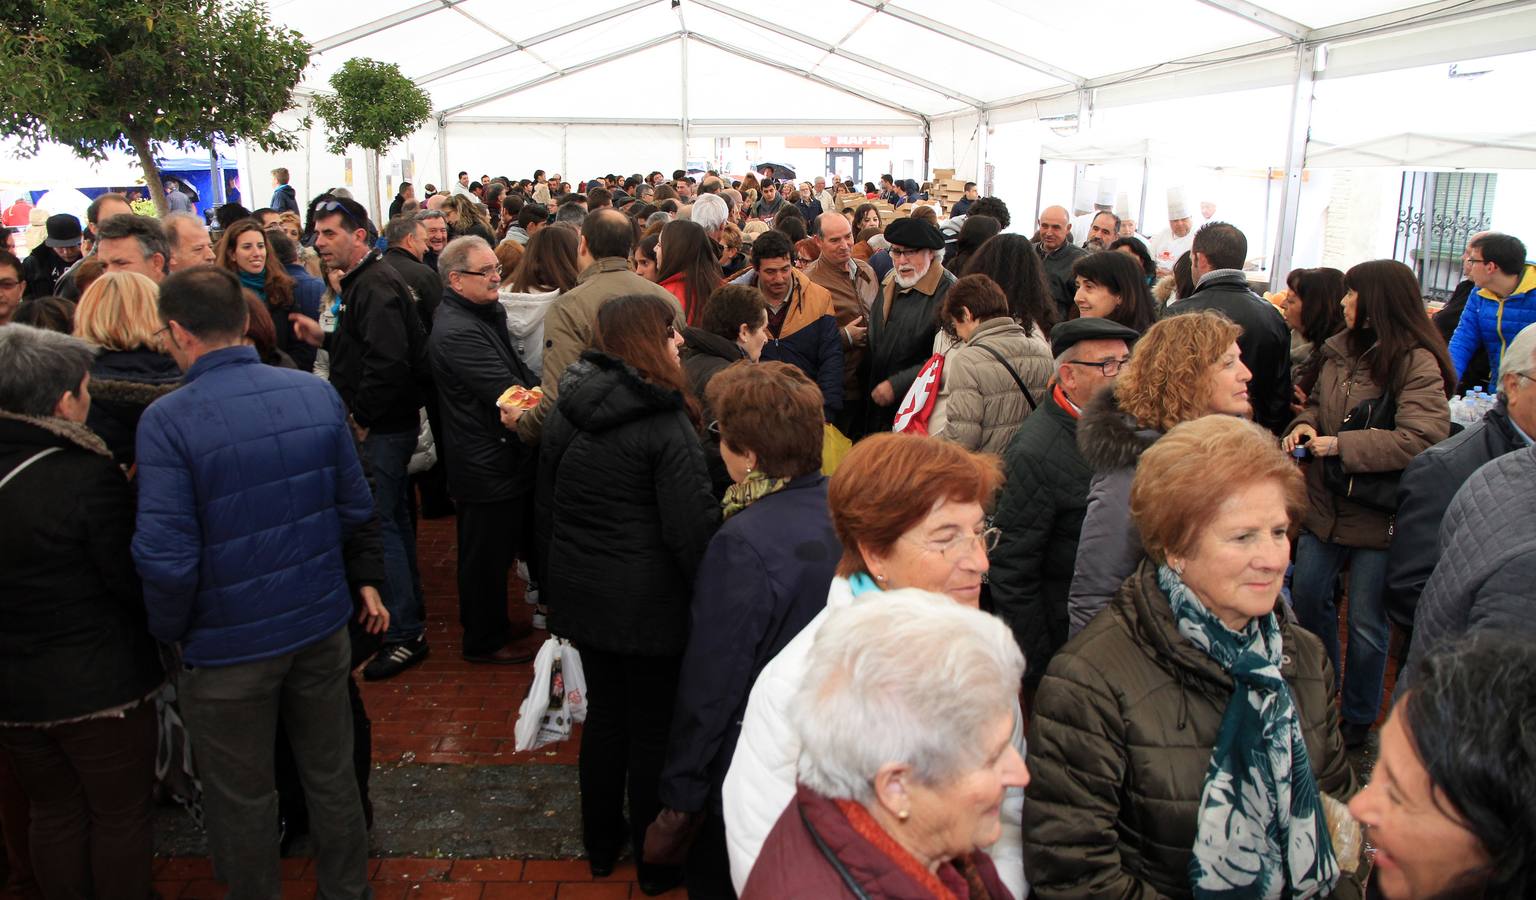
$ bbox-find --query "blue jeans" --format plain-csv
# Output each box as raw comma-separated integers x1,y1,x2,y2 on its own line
360,429,425,643
1290,532,1391,726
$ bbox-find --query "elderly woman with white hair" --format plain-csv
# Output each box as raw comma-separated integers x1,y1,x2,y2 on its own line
741,591,1028,899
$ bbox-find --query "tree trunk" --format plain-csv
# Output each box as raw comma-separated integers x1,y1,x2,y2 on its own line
366,148,382,229
129,131,168,217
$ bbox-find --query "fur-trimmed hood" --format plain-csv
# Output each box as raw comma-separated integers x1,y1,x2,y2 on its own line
90,377,179,410
1076,388,1163,474
0,410,112,461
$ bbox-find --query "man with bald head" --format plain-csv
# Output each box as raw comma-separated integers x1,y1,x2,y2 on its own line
806,211,879,436
1035,205,1087,324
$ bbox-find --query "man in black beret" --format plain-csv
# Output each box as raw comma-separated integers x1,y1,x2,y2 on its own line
988,316,1138,699
863,217,955,434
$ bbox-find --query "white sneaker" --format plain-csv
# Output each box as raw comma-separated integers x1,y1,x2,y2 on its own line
532,610,548,630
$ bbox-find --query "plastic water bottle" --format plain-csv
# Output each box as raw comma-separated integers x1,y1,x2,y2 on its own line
1449,396,1467,426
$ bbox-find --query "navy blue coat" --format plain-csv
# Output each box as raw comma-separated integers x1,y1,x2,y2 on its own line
659,475,840,813
132,346,375,667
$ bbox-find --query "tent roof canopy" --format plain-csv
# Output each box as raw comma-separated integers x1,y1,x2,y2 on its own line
267,0,1523,124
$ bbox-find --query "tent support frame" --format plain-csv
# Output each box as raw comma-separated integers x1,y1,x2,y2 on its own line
1270,44,1317,291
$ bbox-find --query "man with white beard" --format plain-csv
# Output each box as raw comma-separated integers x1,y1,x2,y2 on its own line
863,218,956,434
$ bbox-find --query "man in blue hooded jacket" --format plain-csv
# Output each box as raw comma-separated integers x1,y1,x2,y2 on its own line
1449,232,1536,391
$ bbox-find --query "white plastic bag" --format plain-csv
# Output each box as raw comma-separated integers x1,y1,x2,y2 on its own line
513,637,587,751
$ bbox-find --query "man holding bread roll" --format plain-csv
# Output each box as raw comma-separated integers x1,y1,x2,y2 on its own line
428,235,541,665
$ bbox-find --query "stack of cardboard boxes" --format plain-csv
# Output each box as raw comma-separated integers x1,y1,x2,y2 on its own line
930,168,969,211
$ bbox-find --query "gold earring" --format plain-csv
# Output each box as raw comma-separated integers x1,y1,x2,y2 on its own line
897,809,910,821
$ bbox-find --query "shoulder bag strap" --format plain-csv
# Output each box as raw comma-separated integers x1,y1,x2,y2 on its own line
799,804,871,900
975,342,1037,411
0,446,63,492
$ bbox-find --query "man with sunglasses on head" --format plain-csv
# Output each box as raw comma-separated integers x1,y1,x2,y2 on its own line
295,196,433,681
988,317,1138,703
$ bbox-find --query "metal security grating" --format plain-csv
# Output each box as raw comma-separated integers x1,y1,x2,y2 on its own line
1393,171,1497,301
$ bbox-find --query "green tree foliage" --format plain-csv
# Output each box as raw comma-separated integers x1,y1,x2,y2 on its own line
312,58,431,156
0,0,310,213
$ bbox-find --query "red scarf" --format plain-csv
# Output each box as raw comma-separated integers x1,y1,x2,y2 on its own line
1053,382,1081,419
833,799,959,900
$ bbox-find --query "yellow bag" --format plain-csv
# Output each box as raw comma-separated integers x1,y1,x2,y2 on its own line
822,423,852,475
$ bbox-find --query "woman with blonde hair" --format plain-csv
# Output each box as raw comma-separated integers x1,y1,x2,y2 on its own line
443,193,495,245
1067,310,1254,633
74,271,180,466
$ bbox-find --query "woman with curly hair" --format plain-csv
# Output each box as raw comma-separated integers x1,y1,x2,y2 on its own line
1067,310,1253,633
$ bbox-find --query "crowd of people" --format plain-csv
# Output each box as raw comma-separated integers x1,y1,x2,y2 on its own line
1,162,1534,900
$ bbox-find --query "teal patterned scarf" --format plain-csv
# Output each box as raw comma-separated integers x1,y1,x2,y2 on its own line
1158,564,1340,900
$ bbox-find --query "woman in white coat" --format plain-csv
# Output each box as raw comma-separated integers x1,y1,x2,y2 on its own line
721,432,1029,899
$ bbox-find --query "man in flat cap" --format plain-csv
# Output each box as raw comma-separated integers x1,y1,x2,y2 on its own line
988,317,1138,701
22,214,82,299
863,217,955,434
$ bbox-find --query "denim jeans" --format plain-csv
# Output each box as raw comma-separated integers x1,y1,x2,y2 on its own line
1290,532,1392,726
360,429,425,643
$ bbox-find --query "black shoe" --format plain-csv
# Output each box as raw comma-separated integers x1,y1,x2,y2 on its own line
362,637,429,681
462,641,535,665
1341,720,1372,750
588,858,615,878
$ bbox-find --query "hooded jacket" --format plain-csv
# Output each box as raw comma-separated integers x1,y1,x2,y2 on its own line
1067,390,1163,636
1448,263,1536,391
0,413,164,724
1025,560,1361,900
1287,334,1451,550
85,348,182,468
730,267,844,415
864,261,957,434
429,288,538,504
990,393,1094,690
497,286,560,378
514,258,683,444
930,317,1051,454
1386,400,1525,629
535,351,719,656
1171,269,1293,434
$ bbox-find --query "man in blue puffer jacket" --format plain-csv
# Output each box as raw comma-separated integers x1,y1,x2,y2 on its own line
1449,232,1536,391
132,266,385,899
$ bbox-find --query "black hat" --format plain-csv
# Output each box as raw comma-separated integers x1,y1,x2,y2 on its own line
1049,317,1139,360
44,213,82,248
884,217,944,250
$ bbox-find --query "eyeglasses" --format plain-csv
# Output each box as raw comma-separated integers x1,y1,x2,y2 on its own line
1465,257,1488,265
706,419,720,435
0,278,19,291
1067,356,1132,376
902,527,1001,562
453,266,500,279
889,247,926,259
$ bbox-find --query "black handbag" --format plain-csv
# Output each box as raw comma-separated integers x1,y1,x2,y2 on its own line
1321,383,1401,513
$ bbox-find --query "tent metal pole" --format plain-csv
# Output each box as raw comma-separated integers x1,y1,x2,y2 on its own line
1034,159,1045,225
437,116,449,191
210,146,224,205
974,114,988,191
1138,156,1149,234
680,33,690,168
562,125,569,181
922,118,931,183
1270,44,1317,291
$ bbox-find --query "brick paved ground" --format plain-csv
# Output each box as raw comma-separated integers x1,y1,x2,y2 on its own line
135,516,680,900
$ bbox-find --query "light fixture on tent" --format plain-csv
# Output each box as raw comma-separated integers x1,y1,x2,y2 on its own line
1043,115,1078,138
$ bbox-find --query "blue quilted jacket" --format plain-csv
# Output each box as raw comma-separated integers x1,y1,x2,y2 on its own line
1448,263,1536,390
132,346,374,667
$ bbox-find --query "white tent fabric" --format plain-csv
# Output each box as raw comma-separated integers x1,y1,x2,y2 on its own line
1307,133,1536,169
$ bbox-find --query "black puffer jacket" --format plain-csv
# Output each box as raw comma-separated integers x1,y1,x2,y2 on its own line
85,348,182,467
682,326,747,498
0,413,163,723
429,289,538,504
536,351,720,656
381,246,444,335
989,394,1092,690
